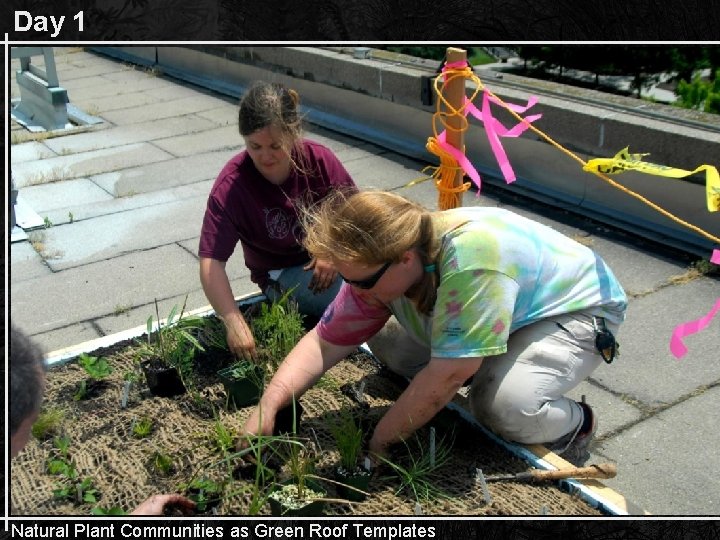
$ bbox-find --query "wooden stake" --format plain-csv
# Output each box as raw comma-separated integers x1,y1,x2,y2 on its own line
443,47,468,209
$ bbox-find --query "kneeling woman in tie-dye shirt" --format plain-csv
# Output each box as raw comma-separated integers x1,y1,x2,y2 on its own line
240,191,627,466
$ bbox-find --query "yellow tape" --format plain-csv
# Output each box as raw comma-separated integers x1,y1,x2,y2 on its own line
583,147,719,212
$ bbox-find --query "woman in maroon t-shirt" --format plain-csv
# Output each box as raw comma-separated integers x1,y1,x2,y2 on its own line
199,81,357,361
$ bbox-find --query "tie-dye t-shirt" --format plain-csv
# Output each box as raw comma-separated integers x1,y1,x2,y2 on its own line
317,207,627,359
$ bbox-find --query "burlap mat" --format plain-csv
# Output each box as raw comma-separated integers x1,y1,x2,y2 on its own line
11,339,601,516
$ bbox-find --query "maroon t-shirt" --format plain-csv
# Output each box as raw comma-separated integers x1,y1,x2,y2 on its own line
199,140,357,289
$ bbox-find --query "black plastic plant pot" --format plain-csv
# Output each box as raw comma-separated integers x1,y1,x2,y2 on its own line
140,360,186,397
268,479,326,517
273,400,304,435
334,465,371,502
217,361,265,408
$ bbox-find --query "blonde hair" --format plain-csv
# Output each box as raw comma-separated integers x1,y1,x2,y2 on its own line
303,191,440,314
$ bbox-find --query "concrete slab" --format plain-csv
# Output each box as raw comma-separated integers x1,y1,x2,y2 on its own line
177,238,250,282
41,115,218,155
37,197,208,271
77,90,163,113
67,75,174,101
10,141,58,163
17,322,104,358
100,95,231,126
566,381,644,439
94,277,260,339
18,178,114,214
151,124,241,157
12,143,175,187
594,386,720,515
10,244,202,339
195,106,238,126
344,152,427,190
9,241,53,282
593,277,720,407
40,181,213,227
91,149,236,196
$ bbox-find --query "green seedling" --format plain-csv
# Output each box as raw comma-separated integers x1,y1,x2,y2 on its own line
74,353,114,401
132,417,154,439
151,451,175,477
210,418,236,455
138,296,206,388
43,216,53,228
329,407,364,471
53,476,98,504
377,432,454,503
182,477,223,513
31,407,65,441
251,289,305,375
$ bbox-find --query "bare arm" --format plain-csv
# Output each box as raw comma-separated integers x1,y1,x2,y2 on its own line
240,329,357,437
199,257,256,360
369,356,484,458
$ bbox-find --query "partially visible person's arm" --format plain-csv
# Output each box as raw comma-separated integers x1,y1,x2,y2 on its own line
199,257,256,361
368,356,484,459
130,494,195,516
240,328,357,438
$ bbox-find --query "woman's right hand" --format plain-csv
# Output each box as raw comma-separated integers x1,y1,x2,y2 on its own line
224,314,257,362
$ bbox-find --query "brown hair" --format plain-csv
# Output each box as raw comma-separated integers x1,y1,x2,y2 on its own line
303,191,440,314
238,81,308,174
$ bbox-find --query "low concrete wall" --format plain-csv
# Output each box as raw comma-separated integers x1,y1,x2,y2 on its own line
91,46,720,256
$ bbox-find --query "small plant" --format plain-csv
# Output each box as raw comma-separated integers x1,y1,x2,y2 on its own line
54,476,99,504
43,216,53,228
46,436,100,505
68,211,74,223
182,477,224,513
251,289,305,375
210,418,236,455
113,304,131,316
78,353,113,379
329,407,364,471
197,315,230,351
137,296,205,388
74,353,113,401
377,432,454,503
151,451,175,477
31,407,65,441
132,417,154,439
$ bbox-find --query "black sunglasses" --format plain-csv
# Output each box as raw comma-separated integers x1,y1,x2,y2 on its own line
339,261,392,290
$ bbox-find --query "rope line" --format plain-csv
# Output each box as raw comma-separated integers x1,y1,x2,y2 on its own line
424,60,720,246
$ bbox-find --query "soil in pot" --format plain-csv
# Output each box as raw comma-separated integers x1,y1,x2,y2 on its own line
274,400,304,435
334,465,371,502
217,361,264,409
268,479,326,517
140,360,186,397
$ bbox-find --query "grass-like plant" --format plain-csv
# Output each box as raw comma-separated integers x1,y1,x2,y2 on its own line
132,417,154,439
251,289,305,375
329,407,364,471
151,451,175,477
377,432,454,503
31,407,65,441
210,417,236,456
137,296,205,388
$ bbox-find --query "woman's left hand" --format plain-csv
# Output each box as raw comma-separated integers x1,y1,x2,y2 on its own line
305,258,338,293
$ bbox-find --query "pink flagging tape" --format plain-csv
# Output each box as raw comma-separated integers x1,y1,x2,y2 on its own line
435,90,542,190
670,298,720,359
711,248,720,265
